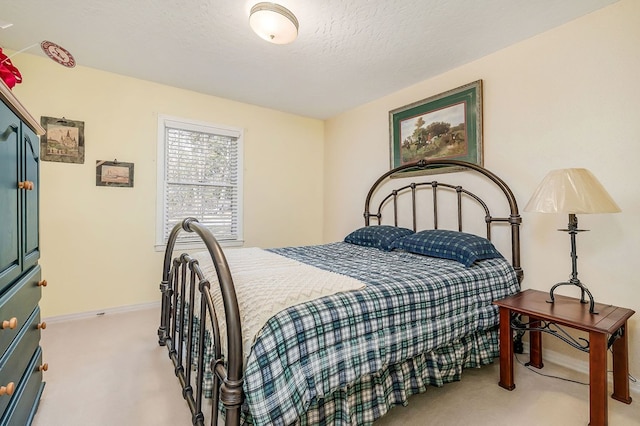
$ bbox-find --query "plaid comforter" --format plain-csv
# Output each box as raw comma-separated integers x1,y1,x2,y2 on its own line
217,242,520,425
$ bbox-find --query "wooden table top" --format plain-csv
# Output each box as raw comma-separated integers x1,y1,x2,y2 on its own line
494,289,635,334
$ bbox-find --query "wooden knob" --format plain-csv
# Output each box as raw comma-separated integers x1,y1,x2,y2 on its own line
38,279,47,287
38,363,49,372
2,318,17,330
19,181,34,190
0,382,15,396
37,322,47,330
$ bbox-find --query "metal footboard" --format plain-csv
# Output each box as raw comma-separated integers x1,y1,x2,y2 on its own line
157,217,243,426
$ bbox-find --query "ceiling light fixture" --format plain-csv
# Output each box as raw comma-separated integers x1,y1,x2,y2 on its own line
249,2,298,45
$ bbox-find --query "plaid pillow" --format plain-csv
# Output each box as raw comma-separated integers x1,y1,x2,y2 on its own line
344,225,414,251
390,229,503,267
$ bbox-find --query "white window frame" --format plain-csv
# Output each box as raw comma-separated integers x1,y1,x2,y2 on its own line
155,114,244,251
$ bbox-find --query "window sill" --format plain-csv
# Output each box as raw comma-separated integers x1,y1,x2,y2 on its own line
154,240,245,253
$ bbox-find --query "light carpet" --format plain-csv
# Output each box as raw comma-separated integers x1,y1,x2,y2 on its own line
32,307,640,426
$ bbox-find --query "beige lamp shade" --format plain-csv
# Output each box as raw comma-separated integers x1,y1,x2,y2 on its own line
524,168,621,214
249,2,299,45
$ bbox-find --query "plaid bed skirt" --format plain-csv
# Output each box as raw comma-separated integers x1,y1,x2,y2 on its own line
183,315,499,425
241,327,499,425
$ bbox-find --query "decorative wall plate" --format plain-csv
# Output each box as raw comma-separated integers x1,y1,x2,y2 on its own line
40,40,76,68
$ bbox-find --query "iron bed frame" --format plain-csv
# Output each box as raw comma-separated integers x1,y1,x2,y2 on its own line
157,159,523,425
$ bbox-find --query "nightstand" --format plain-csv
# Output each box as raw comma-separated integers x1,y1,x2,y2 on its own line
494,289,634,426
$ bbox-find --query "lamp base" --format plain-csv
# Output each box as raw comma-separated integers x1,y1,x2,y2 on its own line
547,280,598,314
545,213,598,314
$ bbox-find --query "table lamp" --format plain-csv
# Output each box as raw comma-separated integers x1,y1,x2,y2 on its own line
524,168,621,314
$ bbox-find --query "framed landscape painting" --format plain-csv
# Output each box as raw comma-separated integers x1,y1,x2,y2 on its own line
389,80,483,175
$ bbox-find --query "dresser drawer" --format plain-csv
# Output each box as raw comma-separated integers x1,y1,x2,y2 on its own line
1,346,44,426
0,306,41,416
0,266,41,357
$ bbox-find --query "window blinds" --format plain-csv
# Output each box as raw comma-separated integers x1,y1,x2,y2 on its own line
163,124,240,244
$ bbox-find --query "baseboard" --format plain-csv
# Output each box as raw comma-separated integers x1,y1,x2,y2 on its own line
42,301,161,324
522,342,640,395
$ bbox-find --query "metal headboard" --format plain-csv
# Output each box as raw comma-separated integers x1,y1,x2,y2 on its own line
364,159,523,283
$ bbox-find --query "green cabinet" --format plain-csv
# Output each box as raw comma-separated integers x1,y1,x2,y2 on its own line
21,122,40,273
0,105,21,294
0,102,39,294
0,83,45,425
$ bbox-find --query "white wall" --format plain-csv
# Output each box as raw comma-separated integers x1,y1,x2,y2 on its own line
325,0,640,381
11,55,325,318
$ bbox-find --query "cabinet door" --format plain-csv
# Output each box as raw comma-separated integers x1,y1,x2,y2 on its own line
0,105,21,293
22,125,39,270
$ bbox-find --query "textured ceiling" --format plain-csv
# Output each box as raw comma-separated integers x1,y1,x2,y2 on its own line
1,0,618,119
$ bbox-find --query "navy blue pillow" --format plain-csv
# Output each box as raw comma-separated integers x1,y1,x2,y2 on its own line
344,225,414,252
390,229,503,267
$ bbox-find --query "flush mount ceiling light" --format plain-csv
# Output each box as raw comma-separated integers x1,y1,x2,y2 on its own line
249,2,298,45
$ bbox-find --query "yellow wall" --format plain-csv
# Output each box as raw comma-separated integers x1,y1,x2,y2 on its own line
7,0,639,387
325,0,640,381
11,55,325,318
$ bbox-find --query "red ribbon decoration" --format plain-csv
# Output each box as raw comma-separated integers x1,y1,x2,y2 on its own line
0,48,23,89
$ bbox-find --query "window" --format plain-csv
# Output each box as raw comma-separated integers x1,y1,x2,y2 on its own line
156,115,243,250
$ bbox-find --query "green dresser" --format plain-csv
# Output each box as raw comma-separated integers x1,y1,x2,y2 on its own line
0,81,46,425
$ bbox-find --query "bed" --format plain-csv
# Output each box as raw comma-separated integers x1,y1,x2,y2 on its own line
157,159,523,426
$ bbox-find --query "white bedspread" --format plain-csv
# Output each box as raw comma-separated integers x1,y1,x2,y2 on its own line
190,247,366,361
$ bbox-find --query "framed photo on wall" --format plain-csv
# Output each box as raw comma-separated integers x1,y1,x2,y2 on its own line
96,160,134,188
40,116,85,164
389,80,483,174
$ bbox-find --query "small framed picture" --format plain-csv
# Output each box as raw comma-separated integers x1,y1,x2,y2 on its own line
40,116,85,164
96,160,134,188
389,80,483,175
